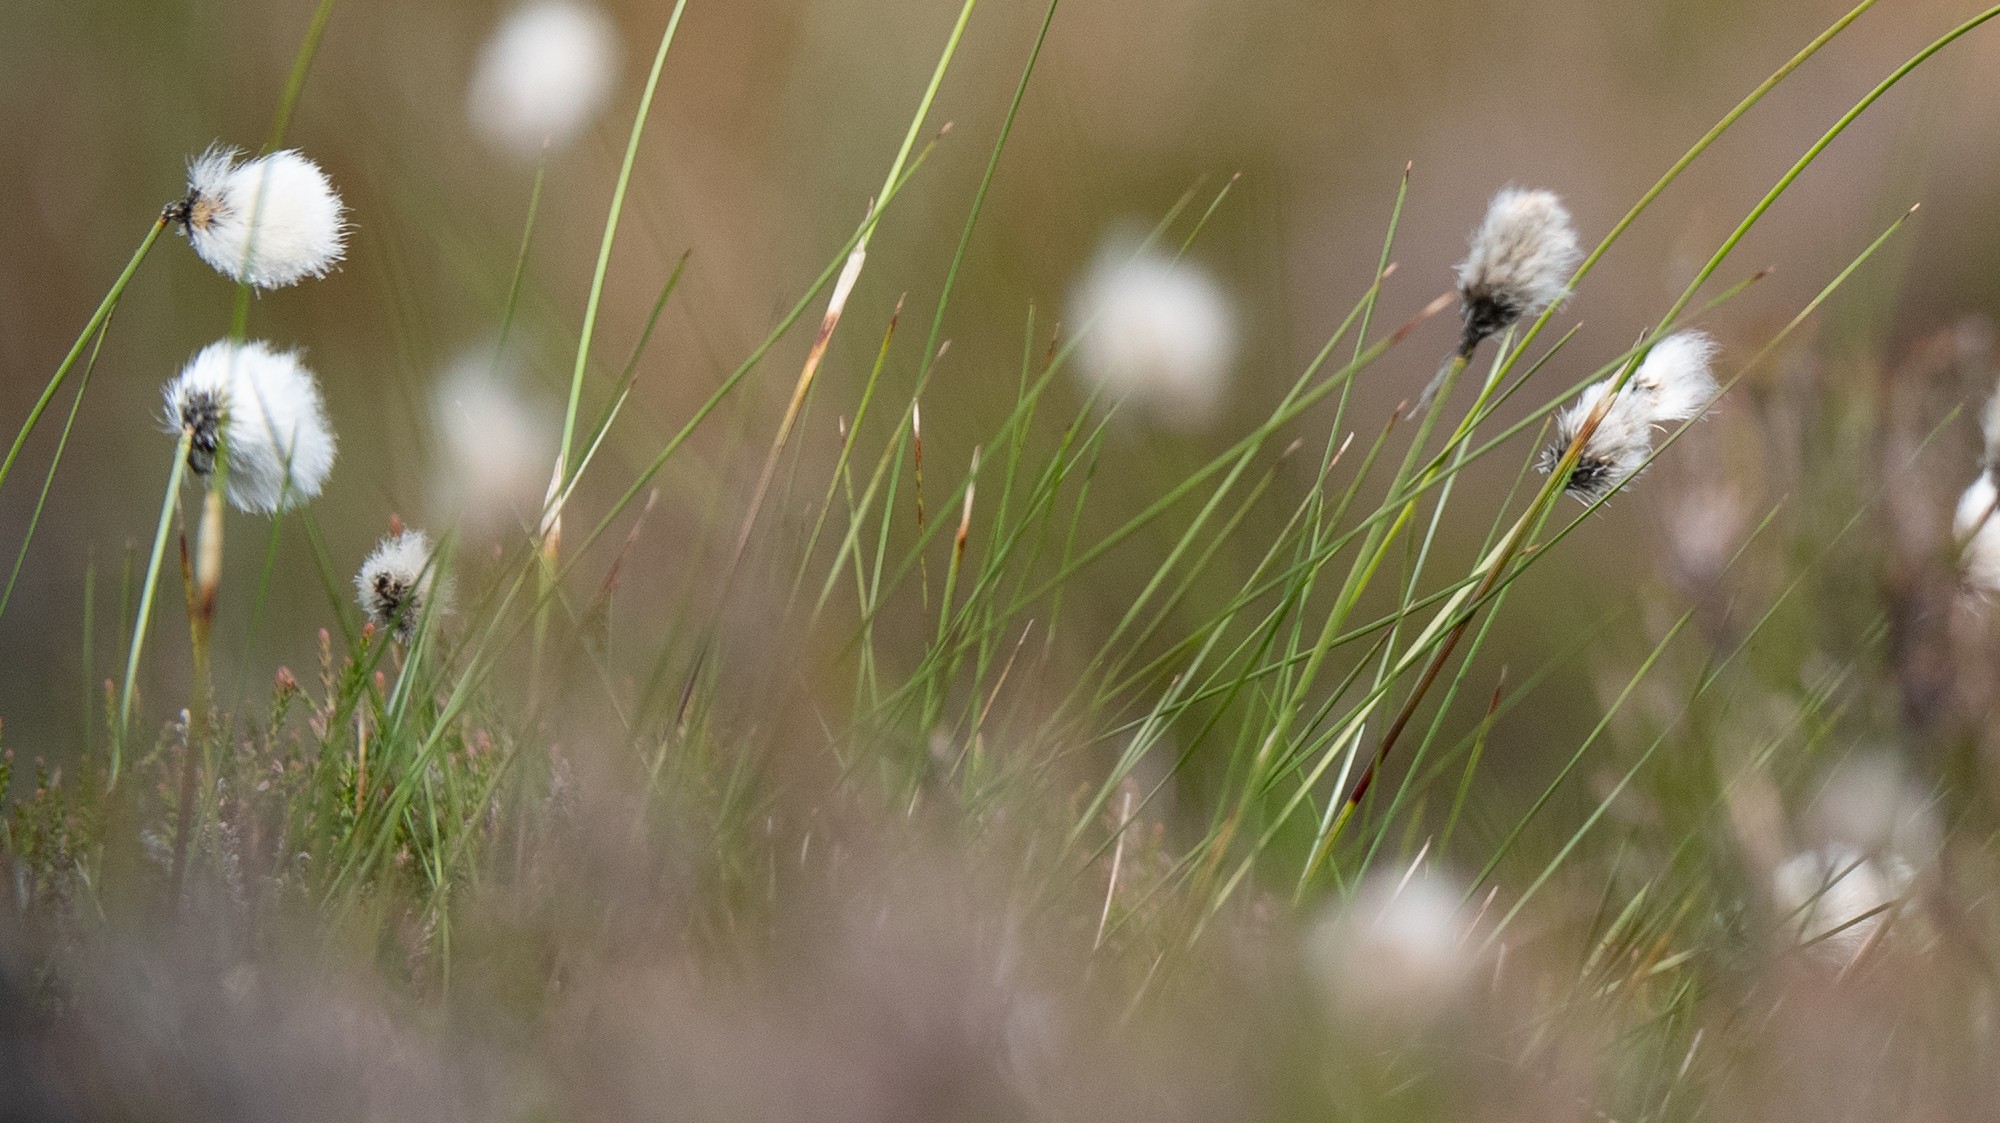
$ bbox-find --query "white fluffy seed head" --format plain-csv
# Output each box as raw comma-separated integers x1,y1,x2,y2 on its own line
1305,868,1473,1029
1070,237,1237,431
1621,332,1721,423
1455,188,1582,351
1538,331,1720,504
1772,844,1911,962
1956,471,1999,540
170,146,346,289
162,340,337,515
355,529,450,642
469,1,621,158
1954,472,2000,593
431,352,558,536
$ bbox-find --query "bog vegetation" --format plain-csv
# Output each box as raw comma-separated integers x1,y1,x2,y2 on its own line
6,1,2000,1119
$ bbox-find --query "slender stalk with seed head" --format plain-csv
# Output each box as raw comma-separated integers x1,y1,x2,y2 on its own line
1287,1,1998,893
1410,190,1579,416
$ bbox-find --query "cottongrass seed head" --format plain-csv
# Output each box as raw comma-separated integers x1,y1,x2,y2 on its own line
162,340,337,515
1953,470,2000,594
432,350,558,536
166,146,346,289
1810,753,1942,872
1538,331,1719,504
1955,374,2000,593
1070,235,1237,431
1305,867,1475,1030
1979,370,2000,470
1772,844,1913,964
356,529,450,642
1455,187,1583,353
469,1,620,158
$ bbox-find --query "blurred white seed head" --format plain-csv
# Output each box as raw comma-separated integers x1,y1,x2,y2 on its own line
168,146,346,289
1980,376,2000,469
1665,479,1748,593
1772,844,1912,963
1808,753,1942,868
431,351,558,537
1305,867,1473,1028
355,529,450,642
469,1,620,158
1958,374,2000,595
1069,236,1237,431
162,340,337,515
1538,331,1719,504
1455,187,1582,353
1953,472,2000,593
1955,469,1997,537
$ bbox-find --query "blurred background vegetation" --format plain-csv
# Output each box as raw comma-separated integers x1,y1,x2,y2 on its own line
3,0,1997,785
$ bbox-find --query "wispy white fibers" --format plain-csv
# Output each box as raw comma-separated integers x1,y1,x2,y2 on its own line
355,529,450,642
431,350,557,536
169,146,347,289
469,1,620,158
1070,236,1237,431
1539,331,1720,503
162,340,337,514
1454,187,1582,354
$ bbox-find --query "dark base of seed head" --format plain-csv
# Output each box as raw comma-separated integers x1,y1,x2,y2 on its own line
161,190,219,235
1412,291,1520,417
371,577,421,643
1459,288,1524,358
1537,442,1621,504
178,391,223,476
